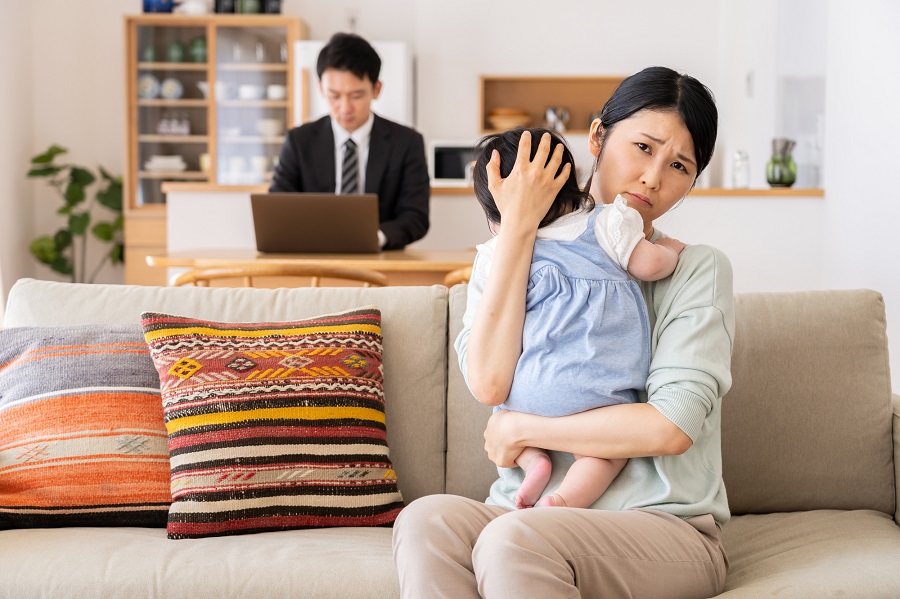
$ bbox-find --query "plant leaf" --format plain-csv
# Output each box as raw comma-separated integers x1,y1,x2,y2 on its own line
70,167,95,187
54,228,73,250
109,243,124,265
29,236,58,264
98,166,121,184
69,212,90,235
27,165,63,178
113,213,124,229
31,145,68,164
50,256,74,276
92,222,115,241
96,182,123,211
57,205,71,215
64,182,86,206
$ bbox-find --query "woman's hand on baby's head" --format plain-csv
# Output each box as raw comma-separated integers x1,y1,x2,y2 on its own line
485,131,571,232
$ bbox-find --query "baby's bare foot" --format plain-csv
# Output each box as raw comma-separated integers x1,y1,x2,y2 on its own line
515,453,552,509
536,493,568,508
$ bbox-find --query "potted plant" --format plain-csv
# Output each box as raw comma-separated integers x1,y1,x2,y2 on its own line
27,144,124,284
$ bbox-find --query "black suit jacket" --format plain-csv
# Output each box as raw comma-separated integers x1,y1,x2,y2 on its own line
269,114,430,249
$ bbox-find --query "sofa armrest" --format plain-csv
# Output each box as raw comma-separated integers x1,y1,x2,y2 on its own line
894,394,900,524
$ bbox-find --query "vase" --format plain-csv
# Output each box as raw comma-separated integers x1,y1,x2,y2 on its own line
766,138,797,187
190,37,207,63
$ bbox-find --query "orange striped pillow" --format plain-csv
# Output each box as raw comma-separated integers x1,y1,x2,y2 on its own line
140,308,403,540
0,325,171,529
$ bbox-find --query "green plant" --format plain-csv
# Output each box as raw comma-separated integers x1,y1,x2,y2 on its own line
27,144,124,283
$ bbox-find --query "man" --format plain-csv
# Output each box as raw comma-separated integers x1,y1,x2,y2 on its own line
270,32,430,250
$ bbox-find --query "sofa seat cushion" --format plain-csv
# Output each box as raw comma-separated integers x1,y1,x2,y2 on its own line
719,510,900,597
0,526,398,598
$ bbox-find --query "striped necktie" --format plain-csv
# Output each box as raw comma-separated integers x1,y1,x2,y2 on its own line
341,138,359,194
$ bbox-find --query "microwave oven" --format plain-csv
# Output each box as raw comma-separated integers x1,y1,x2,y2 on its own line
429,140,477,186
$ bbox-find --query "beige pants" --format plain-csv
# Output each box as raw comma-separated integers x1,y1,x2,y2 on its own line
392,494,727,599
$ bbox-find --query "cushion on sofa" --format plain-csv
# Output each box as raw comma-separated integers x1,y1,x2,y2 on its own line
723,290,894,515
0,324,170,529
141,309,403,539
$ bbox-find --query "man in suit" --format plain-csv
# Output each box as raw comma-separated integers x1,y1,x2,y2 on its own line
270,32,430,250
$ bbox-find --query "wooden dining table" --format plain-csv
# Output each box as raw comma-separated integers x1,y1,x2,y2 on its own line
145,248,477,286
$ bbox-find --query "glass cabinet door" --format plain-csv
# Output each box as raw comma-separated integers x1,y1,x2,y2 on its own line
133,23,211,206
215,25,290,186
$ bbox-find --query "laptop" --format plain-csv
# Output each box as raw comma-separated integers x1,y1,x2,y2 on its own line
250,193,381,254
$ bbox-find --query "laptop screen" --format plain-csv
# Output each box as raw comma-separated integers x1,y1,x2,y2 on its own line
250,193,380,254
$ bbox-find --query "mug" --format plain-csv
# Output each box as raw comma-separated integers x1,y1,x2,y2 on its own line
251,155,269,174
257,118,283,137
266,84,286,100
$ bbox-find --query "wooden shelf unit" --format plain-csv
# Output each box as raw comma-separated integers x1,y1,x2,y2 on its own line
480,76,625,133
124,14,307,285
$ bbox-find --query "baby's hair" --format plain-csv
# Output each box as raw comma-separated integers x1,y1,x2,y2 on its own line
472,127,593,229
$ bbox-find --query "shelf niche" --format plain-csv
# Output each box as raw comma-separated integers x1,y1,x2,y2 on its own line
480,76,625,133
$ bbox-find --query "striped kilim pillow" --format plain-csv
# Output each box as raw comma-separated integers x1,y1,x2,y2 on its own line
140,307,404,539
0,325,170,529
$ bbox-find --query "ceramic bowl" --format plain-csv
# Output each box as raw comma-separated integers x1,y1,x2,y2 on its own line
238,84,265,100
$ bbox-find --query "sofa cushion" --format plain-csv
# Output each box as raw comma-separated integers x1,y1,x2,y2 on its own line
0,324,170,529
0,526,398,598
723,290,894,515
719,510,900,597
4,279,448,505
141,308,403,539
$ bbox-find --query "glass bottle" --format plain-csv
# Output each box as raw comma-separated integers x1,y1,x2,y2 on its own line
732,151,750,188
766,138,797,187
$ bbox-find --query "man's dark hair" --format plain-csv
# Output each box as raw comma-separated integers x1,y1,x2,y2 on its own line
316,32,381,84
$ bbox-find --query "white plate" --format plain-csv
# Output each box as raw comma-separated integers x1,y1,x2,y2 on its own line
160,78,184,100
138,74,160,99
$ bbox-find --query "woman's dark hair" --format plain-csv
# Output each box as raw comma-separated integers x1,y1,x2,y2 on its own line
316,32,381,84
596,66,718,179
472,127,592,229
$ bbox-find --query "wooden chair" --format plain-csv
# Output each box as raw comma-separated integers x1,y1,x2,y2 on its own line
443,266,473,287
170,263,389,288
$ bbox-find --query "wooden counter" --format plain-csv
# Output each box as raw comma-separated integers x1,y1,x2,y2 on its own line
146,248,477,286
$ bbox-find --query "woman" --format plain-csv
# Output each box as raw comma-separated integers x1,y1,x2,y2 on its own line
392,66,734,598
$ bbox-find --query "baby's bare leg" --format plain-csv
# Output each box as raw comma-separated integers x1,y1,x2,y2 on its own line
537,457,628,508
514,447,553,510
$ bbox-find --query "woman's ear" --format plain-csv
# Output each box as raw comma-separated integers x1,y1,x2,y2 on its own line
588,119,604,158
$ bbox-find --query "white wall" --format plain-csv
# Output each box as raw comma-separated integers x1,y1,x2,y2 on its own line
823,0,900,390
0,3,36,313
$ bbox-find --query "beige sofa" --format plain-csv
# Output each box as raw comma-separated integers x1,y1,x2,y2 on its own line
1,278,898,598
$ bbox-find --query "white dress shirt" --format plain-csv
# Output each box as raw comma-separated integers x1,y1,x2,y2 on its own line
331,113,374,194
331,113,385,247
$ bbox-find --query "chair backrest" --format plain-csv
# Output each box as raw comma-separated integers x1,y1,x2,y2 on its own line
170,264,389,288
443,266,472,287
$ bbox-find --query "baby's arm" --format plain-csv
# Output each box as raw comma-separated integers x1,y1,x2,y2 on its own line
625,236,685,282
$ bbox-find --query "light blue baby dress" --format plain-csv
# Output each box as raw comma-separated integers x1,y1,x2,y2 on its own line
500,208,651,417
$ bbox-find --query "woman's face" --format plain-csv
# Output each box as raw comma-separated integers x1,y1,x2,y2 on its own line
588,109,697,235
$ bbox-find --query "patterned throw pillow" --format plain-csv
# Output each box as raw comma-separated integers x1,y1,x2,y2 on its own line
140,308,403,540
0,325,170,529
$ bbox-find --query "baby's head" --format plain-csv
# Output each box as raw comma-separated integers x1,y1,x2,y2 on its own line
472,127,592,231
